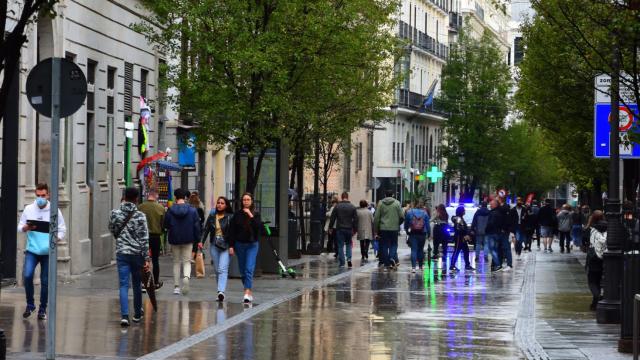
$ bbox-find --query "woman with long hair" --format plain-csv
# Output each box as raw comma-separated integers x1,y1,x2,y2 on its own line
201,196,234,302
189,192,206,259
431,204,450,263
586,210,606,311
356,200,374,262
228,192,262,304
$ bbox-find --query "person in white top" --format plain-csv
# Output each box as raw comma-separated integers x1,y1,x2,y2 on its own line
17,183,66,320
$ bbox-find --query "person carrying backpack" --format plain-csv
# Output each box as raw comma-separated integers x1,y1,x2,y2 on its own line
404,200,430,272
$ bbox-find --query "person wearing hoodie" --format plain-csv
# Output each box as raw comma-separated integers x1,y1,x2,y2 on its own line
450,206,474,272
471,201,490,261
17,183,66,321
164,188,202,296
374,190,404,270
109,187,150,327
557,204,573,253
585,210,606,311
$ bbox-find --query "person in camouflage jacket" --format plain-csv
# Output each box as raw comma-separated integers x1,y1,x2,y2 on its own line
108,187,150,327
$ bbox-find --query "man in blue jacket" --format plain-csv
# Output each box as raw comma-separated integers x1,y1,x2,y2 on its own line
164,188,201,295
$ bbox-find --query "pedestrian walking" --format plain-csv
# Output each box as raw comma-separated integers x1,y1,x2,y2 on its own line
324,196,339,255
228,192,263,304
164,188,201,295
538,199,556,253
579,205,592,252
510,197,528,256
374,190,404,270
530,200,541,250
404,200,430,272
356,200,374,262
486,199,505,272
17,183,66,320
471,201,490,261
189,191,206,259
201,196,234,302
497,197,513,269
108,187,150,327
557,204,573,253
524,204,536,251
585,210,606,311
450,205,474,272
329,192,358,268
137,190,165,289
431,204,450,262
571,205,587,251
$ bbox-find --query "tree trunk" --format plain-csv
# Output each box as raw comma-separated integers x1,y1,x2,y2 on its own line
289,157,297,190
296,143,306,251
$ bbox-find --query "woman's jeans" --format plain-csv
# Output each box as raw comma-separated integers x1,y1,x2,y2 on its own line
408,233,427,268
235,241,259,289
116,253,144,317
588,270,603,306
23,251,49,311
571,225,583,247
210,240,230,293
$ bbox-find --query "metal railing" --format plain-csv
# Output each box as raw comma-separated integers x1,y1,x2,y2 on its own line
398,21,448,61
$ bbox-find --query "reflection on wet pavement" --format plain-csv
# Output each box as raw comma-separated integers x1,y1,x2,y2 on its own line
170,256,525,360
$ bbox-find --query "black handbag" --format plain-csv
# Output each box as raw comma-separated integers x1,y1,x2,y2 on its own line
213,236,228,250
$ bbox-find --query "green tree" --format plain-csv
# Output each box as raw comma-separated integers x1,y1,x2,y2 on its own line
517,5,609,206
0,0,59,124
439,23,512,201
139,0,400,196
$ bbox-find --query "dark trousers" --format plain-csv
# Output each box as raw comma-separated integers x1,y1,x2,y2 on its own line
535,226,541,247
587,270,603,306
359,239,371,259
450,239,470,268
559,231,571,252
149,234,161,282
433,224,448,259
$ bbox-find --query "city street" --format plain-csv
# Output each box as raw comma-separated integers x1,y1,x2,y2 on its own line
0,241,629,360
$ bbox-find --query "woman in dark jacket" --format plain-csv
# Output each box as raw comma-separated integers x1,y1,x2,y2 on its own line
201,196,233,302
431,204,450,261
586,210,607,311
450,206,474,272
228,192,262,304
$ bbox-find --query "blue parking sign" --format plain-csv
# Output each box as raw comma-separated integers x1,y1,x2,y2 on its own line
594,103,640,158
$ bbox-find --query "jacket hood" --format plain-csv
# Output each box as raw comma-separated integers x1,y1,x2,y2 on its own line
119,202,138,212
382,197,397,205
169,203,191,218
592,220,607,233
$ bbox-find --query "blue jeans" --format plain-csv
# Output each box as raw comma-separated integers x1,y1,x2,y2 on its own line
499,233,512,267
571,225,583,247
514,229,526,255
116,253,144,317
235,242,259,289
335,229,353,266
379,230,399,267
487,234,500,269
23,251,49,311
408,233,427,268
210,240,230,293
474,234,488,259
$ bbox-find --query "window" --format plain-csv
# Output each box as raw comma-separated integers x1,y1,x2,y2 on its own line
401,143,405,163
356,142,363,171
124,62,133,116
366,132,373,189
140,68,148,99
514,37,524,65
392,142,396,163
107,67,116,114
342,142,351,191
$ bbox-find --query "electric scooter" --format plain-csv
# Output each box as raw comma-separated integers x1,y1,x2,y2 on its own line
263,221,297,278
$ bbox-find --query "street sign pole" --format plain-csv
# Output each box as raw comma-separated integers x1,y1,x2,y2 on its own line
46,58,61,360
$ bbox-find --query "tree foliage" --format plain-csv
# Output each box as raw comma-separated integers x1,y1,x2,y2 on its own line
139,0,401,194
439,22,512,199
0,0,59,124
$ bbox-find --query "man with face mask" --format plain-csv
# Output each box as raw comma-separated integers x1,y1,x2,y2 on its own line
17,183,66,320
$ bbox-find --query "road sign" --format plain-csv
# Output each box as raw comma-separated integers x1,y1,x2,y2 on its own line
595,73,636,104
26,57,87,118
594,103,640,158
497,188,507,197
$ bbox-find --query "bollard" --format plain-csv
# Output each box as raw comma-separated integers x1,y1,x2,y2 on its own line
635,294,640,360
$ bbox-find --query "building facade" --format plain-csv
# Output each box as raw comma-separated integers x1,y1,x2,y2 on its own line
2,0,207,281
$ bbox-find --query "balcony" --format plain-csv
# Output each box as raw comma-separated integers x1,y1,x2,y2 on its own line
398,21,449,61
449,12,462,31
397,89,447,116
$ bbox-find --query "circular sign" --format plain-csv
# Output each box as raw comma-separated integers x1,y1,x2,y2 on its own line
608,106,634,132
26,57,87,118
497,188,507,197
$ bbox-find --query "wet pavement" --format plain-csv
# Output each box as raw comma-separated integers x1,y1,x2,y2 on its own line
0,239,631,359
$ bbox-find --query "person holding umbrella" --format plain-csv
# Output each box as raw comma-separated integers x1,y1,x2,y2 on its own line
109,187,150,327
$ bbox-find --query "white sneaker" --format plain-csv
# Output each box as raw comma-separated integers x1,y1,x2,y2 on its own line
173,287,181,295
243,294,253,304
411,267,416,273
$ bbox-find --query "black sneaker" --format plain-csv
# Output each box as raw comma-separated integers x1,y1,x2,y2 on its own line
217,292,225,302
465,265,475,271
132,314,143,323
37,309,47,320
23,306,35,319
449,266,459,272
121,316,130,327
347,260,352,268
155,281,164,290
491,266,503,273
